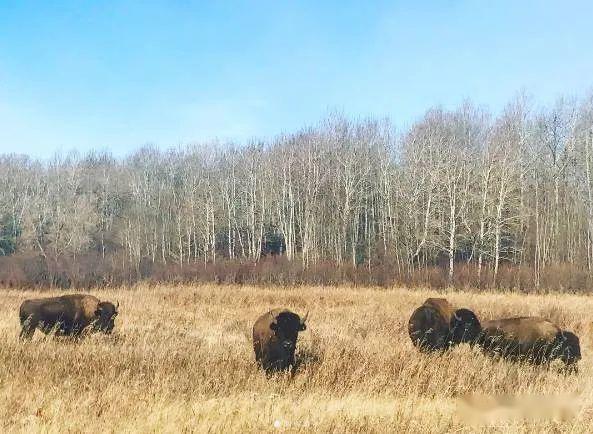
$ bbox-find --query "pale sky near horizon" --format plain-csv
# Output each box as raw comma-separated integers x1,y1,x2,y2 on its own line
1,0,592,159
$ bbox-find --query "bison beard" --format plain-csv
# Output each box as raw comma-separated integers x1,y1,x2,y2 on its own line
19,294,118,339
252,309,307,373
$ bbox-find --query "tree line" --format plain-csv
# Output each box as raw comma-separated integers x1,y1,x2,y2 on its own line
1,92,593,290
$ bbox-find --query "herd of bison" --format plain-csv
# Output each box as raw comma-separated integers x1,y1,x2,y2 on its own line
17,293,581,374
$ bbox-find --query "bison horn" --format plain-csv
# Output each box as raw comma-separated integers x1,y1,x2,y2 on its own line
454,312,461,322
301,310,309,325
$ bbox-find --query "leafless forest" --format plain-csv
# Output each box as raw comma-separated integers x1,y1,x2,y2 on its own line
2,93,593,290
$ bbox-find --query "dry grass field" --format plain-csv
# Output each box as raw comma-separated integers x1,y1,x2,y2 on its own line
0,284,592,433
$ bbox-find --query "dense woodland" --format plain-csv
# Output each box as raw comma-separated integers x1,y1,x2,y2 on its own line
1,92,593,290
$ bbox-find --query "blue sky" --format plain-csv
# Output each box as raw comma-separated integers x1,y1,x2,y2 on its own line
1,1,592,158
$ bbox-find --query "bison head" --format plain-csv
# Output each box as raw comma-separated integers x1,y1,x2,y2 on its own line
94,301,119,334
270,311,307,353
450,308,481,345
553,330,581,371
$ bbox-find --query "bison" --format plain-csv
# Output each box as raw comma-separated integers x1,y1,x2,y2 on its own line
408,298,459,351
450,311,581,372
19,294,119,339
253,308,308,372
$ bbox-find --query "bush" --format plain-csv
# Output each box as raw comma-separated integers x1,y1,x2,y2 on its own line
0,252,591,292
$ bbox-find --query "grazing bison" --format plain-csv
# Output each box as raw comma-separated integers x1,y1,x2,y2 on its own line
448,308,483,345
253,308,308,372
450,312,581,372
19,294,119,339
408,298,459,351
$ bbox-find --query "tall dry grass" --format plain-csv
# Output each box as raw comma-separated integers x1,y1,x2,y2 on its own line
0,284,592,433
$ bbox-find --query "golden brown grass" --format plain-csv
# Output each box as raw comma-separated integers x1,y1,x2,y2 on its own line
0,284,592,433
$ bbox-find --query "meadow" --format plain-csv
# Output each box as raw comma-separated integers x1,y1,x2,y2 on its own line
0,284,591,433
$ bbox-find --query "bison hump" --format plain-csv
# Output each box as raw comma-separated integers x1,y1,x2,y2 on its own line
79,295,100,320
482,317,559,344
422,298,454,322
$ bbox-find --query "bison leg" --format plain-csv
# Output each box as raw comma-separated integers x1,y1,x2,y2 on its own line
260,355,289,374
560,362,579,375
20,326,35,340
69,326,84,338
19,315,37,340
288,355,299,376
58,320,83,338
254,345,262,364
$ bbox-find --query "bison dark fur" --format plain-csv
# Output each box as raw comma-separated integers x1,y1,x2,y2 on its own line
408,298,458,351
253,308,307,373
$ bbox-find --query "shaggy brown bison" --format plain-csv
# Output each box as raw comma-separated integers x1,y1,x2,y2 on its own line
408,298,459,351
450,310,581,372
19,294,119,339
253,308,308,372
